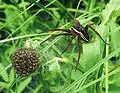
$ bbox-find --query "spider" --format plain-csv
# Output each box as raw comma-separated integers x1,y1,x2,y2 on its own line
40,19,108,71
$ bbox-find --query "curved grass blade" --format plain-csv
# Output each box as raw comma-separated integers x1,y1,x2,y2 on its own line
0,33,49,44
74,0,81,18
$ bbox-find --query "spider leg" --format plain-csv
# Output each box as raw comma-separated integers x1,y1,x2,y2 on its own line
60,35,76,56
40,32,71,45
75,36,82,71
85,24,109,45
49,28,71,33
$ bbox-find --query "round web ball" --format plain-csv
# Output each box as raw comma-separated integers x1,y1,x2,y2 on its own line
11,48,40,77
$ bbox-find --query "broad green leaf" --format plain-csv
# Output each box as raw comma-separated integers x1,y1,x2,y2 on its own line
109,21,120,51
0,63,8,82
111,10,120,19
109,71,120,87
19,2,30,8
71,70,83,80
111,30,120,49
49,61,58,72
108,86,120,93
50,86,64,93
102,0,120,24
113,77,120,87
0,81,8,88
9,69,15,86
17,77,32,93
10,0,19,4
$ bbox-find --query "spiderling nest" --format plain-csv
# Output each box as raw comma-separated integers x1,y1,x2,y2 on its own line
11,48,40,77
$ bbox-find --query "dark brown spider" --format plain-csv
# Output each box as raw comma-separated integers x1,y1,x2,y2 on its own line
40,19,108,71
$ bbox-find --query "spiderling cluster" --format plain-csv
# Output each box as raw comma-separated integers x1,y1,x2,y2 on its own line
11,48,40,77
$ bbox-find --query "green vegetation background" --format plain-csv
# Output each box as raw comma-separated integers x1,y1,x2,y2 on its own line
0,0,120,93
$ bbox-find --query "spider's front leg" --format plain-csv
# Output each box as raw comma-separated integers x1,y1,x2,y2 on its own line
40,32,71,45
49,28,71,33
85,24,109,45
75,36,82,71
40,28,72,45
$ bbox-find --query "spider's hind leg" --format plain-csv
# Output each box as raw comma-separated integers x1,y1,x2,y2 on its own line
75,36,82,72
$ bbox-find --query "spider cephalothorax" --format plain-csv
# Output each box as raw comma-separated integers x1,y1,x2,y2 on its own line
12,48,40,77
40,19,108,71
